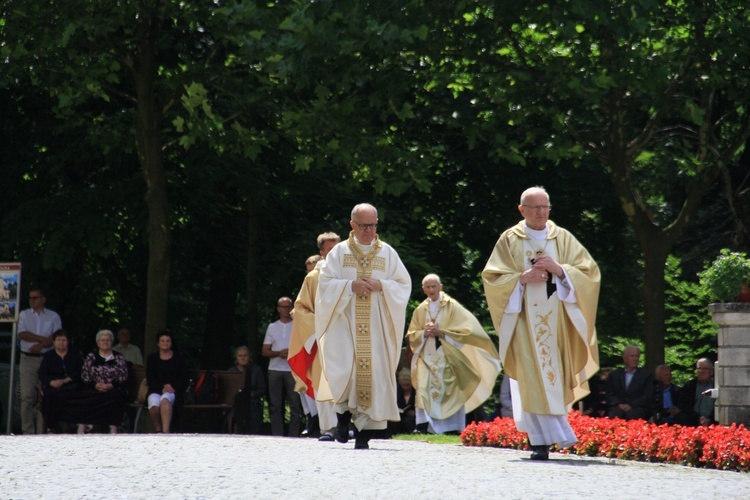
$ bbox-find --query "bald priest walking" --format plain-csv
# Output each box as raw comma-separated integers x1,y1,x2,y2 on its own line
482,186,600,461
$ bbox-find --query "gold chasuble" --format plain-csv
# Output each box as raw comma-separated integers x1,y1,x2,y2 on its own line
482,220,600,416
407,293,501,420
315,232,411,431
288,263,322,398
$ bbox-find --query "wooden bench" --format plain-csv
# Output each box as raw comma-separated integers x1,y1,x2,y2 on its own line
128,367,245,433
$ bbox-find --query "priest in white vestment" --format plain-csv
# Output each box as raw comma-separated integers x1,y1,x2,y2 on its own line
315,203,411,450
482,186,600,460
407,274,500,434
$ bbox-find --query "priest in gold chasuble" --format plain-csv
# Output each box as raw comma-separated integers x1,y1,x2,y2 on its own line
315,204,411,449
407,274,500,434
289,232,341,439
482,187,600,461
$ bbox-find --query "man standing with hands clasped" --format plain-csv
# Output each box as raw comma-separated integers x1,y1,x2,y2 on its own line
18,288,62,434
482,187,600,460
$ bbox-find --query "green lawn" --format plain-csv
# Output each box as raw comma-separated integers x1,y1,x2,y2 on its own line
391,433,462,445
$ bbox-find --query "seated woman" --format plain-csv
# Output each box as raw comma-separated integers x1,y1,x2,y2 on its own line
80,329,130,433
38,329,86,433
146,329,188,433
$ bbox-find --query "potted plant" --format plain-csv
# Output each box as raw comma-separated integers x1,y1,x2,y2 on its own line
699,249,750,303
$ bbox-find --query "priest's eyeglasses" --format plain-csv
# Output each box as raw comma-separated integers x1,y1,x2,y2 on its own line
353,221,378,231
522,205,551,212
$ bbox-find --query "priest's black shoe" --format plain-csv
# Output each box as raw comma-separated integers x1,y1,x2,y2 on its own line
412,423,429,435
354,429,370,449
301,414,320,438
529,445,550,461
354,438,370,450
334,411,352,444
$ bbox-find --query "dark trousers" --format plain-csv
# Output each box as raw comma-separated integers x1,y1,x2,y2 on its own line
267,370,302,436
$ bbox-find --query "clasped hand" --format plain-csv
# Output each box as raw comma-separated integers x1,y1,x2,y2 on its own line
352,278,382,295
95,382,112,392
522,255,562,285
424,321,441,338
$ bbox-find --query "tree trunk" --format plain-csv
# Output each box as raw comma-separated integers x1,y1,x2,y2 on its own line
641,245,668,371
246,197,260,360
134,17,170,358
602,88,722,370
200,260,237,369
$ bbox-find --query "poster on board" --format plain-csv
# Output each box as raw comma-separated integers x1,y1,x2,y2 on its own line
0,263,21,322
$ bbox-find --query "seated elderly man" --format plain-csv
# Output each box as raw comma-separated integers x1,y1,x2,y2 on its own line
653,364,691,426
607,346,653,421
407,274,501,434
680,358,717,426
229,346,266,434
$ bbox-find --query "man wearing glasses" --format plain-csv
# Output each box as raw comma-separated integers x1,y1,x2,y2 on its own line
316,203,411,449
18,288,62,434
483,186,600,460
680,358,717,426
262,296,302,437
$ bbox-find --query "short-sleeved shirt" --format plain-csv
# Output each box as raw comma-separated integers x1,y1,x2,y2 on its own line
263,320,293,372
18,308,62,354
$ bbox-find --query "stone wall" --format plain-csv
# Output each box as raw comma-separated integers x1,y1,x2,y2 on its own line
709,302,750,426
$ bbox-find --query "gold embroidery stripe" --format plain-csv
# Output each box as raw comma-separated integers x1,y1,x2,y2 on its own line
343,254,358,268
371,256,386,272
346,234,382,411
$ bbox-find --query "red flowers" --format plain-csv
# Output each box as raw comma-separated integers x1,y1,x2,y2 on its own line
460,411,750,473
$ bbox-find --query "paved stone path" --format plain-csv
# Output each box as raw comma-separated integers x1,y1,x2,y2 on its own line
1,434,748,498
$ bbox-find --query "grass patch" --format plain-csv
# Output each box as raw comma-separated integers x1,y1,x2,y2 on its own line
392,433,462,445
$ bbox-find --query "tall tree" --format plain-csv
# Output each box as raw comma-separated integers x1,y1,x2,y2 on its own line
428,0,750,367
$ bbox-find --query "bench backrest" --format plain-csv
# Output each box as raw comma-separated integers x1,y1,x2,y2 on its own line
188,369,245,406
127,367,244,407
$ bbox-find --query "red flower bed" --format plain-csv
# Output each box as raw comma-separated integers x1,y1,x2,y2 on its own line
460,411,750,473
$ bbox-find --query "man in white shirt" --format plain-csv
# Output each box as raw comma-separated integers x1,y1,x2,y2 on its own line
18,288,62,434
262,296,302,436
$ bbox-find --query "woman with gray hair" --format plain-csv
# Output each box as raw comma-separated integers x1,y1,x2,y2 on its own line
80,329,129,433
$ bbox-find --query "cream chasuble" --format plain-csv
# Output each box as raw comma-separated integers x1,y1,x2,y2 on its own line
316,233,411,431
288,259,337,433
407,293,500,431
482,220,600,445
289,262,322,398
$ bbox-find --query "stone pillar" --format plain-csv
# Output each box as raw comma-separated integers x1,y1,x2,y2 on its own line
709,303,750,426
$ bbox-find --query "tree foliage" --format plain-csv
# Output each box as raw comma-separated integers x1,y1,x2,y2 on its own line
1,0,747,376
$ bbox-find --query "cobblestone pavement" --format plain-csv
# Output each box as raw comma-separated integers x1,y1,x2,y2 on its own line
1,434,748,499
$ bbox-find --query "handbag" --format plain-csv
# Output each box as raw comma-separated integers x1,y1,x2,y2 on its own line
183,378,196,404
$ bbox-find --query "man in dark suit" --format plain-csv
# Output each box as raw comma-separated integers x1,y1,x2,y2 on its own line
680,358,717,426
652,364,691,425
607,345,654,420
